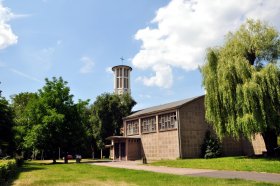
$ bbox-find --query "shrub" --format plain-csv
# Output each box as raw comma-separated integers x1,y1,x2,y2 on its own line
15,155,24,167
201,130,222,159
0,159,17,184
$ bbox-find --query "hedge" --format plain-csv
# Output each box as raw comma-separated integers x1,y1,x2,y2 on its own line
0,159,17,184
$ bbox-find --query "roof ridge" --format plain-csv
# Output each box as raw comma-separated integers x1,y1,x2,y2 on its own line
125,95,204,119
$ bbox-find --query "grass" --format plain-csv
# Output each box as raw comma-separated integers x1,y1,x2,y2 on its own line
150,156,280,173
10,160,278,186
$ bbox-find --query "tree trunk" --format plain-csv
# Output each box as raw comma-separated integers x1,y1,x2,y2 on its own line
64,152,68,164
52,151,56,164
41,150,44,160
91,145,95,159
262,129,278,157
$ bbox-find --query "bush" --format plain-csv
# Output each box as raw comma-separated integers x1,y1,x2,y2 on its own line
201,130,222,159
0,159,17,184
15,155,24,167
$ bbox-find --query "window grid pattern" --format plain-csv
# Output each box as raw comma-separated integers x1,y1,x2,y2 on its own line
126,120,139,135
116,68,129,89
159,112,177,131
141,117,156,133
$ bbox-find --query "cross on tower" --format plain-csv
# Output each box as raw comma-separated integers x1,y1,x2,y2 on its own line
120,57,125,65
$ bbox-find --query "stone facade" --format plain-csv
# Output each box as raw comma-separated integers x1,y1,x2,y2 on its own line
141,130,180,160
107,95,267,161
178,97,209,158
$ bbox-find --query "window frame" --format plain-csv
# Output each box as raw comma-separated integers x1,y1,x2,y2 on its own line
126,119,139,136
141,116,156,134
158,112,177,131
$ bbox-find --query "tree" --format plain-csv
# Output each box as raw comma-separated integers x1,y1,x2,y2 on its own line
90,93,136,156
19,77,87,163
76,99,95,158
201,131,222,159
201,19,280,156
11,92,38,156
0,96,14,156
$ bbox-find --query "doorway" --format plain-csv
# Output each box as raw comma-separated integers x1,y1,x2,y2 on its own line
120,142,126,160
114,142,126,160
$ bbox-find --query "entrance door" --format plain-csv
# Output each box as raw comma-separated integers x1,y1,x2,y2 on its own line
114,143,119,160
120,142,126,160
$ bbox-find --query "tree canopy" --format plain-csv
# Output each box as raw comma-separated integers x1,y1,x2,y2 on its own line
90,93,136,150
201,19,280,155
0,96,14,156
1,76,137,160
12,77,88,162
11,92,38,153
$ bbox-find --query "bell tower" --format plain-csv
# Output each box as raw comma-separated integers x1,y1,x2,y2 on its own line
112,65,132,95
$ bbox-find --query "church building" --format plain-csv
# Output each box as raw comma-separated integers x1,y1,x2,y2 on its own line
107,64,266,161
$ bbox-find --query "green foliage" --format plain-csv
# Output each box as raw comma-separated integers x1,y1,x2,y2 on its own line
0,159,16,184
201,131,222,159
223,19,280,66
11,77,89,162
0,96,14,156
11,92,38,153
90,93,136,149
201,19,280,154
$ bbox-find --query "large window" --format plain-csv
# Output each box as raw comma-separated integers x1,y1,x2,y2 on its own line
141,116,156,133
159,112,177,131
126,120,139,135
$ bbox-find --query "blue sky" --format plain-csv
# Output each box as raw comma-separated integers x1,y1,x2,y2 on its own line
0,0,279,110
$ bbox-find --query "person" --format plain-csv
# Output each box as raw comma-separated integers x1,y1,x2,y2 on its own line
76,154,82,163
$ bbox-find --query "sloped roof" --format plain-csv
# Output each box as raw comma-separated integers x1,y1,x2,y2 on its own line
106,135,141,140
124,95,204,119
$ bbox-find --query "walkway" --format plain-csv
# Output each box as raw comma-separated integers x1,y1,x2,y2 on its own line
92,161,280,183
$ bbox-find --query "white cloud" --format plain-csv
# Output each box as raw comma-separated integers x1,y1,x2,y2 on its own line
177,75,184,81
132,0,280,88
105,66,113,74
139,94,152,99
0,2,18,49
80,56,94,74
10,13,31,19
136,64,173,88
56,40,62,45
10,68,42,83
28,40,62,71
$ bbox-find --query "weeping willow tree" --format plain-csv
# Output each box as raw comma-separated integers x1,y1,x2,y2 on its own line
201,19,280,156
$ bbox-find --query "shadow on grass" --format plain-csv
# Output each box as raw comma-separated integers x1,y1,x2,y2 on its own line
6,162,45,186
231,156,280,161
81,159,112,164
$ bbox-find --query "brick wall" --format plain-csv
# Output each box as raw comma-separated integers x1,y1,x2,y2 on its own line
221,136,244,156
141,130,179,161
122,96,267,160
242,134,266,155
178,96,266,158
179,97,209,158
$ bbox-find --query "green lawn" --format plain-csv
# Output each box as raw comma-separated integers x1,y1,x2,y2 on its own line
10,160,278,186
151,156,280,173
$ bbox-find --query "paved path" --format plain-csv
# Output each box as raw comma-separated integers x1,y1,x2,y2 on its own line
92,161,280,183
